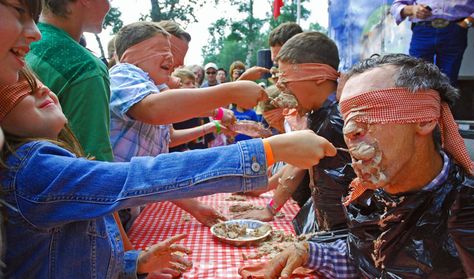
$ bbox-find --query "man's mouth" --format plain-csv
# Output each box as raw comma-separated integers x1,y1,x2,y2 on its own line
349,141,387,187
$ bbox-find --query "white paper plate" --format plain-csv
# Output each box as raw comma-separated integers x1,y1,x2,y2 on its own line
210,219,272,247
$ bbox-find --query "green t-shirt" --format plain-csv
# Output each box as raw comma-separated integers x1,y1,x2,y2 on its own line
27,23,113,161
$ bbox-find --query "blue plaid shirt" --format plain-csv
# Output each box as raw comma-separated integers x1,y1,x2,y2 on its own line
305,152,451,278
109,63,171,162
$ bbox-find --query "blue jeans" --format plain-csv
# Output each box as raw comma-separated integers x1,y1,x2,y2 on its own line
410,22,468,85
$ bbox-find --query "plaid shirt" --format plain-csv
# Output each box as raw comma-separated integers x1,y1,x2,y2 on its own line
109,63,171,162
305,152,451,278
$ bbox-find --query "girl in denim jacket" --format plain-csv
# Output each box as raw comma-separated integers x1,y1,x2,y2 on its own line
0,68,336,278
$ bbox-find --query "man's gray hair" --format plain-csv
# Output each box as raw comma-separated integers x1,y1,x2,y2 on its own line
343,53,459,107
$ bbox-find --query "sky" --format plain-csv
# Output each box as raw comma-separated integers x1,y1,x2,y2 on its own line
84,0,328,65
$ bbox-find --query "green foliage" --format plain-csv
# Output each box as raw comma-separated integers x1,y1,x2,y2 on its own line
202,0,315,71
143,0,208,26
309,22,328,34
103,7,123,35
269,1,310,29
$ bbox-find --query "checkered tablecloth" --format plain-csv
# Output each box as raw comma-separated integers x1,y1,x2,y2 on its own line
129,192,313,278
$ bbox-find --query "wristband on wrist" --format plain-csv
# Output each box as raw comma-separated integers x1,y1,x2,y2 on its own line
262,139,275,166
213,121,222,134
214,107,224,120
267,199,282,215
464,18,473,28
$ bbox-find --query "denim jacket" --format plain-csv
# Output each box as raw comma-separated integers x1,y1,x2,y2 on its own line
1,139,268,278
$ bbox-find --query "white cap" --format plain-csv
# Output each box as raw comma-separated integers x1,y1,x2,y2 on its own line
204,62,218,71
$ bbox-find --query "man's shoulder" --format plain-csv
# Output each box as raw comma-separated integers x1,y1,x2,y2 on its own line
28,23,107,83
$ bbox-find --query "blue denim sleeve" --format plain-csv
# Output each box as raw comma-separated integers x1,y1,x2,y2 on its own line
305,239,359,279
122,250,141,279
9,139,268,228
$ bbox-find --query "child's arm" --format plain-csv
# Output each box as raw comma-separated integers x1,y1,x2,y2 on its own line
12,130,334,228
235,165,306,222
172,198,227,227
169,123,217,148
127,81,266,125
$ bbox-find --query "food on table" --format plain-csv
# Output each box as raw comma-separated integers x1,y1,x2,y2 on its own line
224,195,247,201
212,222,271,240
229,203,264,213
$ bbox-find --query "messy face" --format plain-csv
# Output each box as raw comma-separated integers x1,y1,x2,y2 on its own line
2,83,67,139
276,61,317,114
0,0,41,85
340,66,419,192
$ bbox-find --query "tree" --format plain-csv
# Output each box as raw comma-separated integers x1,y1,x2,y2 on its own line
142,0,208,26
309,22,328,34
94,7,123,59
203,0,311,72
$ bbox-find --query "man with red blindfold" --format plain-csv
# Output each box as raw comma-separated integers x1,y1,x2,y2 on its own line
263,54,474,278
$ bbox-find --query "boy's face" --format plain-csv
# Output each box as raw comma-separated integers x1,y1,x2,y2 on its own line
270,44,282,62
277,61,319,114
82,0,111,34
180,77,196,89
137,39,174,85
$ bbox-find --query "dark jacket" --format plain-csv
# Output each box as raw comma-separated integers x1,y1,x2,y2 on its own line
293,95,355,234
347,161,474,278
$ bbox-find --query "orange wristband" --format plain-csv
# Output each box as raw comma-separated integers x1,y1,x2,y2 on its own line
262,139,275,166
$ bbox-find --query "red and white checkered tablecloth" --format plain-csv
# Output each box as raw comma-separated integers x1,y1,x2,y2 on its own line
129,192,314,279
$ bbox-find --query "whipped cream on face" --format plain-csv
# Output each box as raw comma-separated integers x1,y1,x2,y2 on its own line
344,117,388,188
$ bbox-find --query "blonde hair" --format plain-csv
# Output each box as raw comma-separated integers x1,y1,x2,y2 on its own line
172,68,196,82
229,61,246,81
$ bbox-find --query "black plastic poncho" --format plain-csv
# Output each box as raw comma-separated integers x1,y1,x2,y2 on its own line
292,96,355,235
346,161,474,278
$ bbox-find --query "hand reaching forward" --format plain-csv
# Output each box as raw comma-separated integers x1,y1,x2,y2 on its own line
189,203,228,227
233,207,274,222
264,242,310,279
146,268,181,279
229,80,268,109
266,130,337,169
238,66,271,81
137,234,192,275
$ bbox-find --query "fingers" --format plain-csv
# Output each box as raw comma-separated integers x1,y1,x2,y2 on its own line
216,212,228,221
259,89,269,102
279,257,302,278
159,268,181,278
169,244,191,255
264,256,288,279
163,233,187,247
170,252,193,270
323,139,337,157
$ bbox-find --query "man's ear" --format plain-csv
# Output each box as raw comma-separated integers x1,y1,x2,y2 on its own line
416,120,438,136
